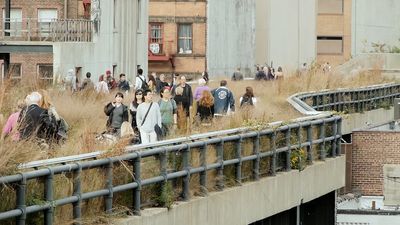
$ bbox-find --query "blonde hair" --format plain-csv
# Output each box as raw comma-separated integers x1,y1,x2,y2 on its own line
38,89,52,109
175,86,184,96
199,90,214,108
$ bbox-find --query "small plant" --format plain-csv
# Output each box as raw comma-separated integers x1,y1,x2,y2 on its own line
155,182,174,209
379,101,391,110
290,148,307,170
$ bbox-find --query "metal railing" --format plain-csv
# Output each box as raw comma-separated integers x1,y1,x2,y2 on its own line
0,18,93,42
0,116,342,225
289,83,400,115
3,82,399,224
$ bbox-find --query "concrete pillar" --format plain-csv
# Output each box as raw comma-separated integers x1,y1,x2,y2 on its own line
394,98,400,120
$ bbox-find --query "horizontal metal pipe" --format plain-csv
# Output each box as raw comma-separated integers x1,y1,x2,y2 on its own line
141,176,164,186
0,209,22,220
113,182,138,193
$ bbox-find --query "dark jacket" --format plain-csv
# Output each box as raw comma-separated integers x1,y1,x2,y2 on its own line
255,70,267,81
156,80,169,93
211,87,235,114
104,103,129,128
173,84,193,117
18,104,48,139
197,102,214,121
118,80,130,92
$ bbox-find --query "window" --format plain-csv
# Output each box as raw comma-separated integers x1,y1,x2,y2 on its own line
8,63,21,79
37,64,53,81
318,0,343,14
2,9,22,37
38,9,58,36
178,24,192,54
149,23,163,54
317,36,343,54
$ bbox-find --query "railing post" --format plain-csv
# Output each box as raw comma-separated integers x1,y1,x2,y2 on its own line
133,153,141,215
182,144,191,201
16,174,27,225
199,143,208,196
253,132,260,180
297,125,303,170
44,168,54,225
331,121,338,158
216,140,224,191
105,159,113,214
285,128,292,172
306,124,313,164
73,163,82,225
270,132,277,176
235,135,243,185
336,117,342,156
319,121,326,160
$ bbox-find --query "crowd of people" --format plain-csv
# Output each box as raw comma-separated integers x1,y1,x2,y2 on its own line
1,68,261,147
1,90,68,149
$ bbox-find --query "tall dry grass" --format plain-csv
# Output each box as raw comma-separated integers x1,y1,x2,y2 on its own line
0,69,393,172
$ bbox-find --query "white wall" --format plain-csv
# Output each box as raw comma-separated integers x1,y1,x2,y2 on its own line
352,0,400,55
53,0,148,83
207,0,256,77
256,0,317,72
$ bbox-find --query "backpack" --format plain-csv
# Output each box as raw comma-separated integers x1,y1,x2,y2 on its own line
240,96,253,107
138,76,149,90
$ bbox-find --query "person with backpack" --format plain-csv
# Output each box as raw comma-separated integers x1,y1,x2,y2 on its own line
211,80,235,115
240,87,257,108
136,89,162,144
158,87,177,137
135,68,148,90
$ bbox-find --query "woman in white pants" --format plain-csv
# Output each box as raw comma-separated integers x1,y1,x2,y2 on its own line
136,89,162,144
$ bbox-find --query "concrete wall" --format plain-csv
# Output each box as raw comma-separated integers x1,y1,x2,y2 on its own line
352,0,400,56
207,0,255,77
53,0,148,82
255,0,317,72
342,107,394,135
115,157,345,225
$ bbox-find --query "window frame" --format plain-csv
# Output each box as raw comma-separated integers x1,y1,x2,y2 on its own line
317,0,344,15
37,8,58,36
317,36,344,55
177,23,193,55
8,63,22,79
37,64,54,80
149,23,164,55
2,8,23,37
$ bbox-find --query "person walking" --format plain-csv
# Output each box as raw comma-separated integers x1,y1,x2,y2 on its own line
96,75,109,94
232,67,244,81
211,80,235,115
158,87,177,137
193,78,210,101
197,90,214,125
156,74,169,93
136,89,162,144
81,72,94,90
104,92,129,137
118,73,131,93
239,87,257,108
135,68,148,90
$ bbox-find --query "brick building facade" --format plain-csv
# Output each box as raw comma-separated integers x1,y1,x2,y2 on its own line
148,0,206,79
0,0,86,83
352,130,400,196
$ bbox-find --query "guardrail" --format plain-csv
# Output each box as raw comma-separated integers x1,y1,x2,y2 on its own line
289,83,400,115
0,18,93,42
2,82,400,224
0,116,342,225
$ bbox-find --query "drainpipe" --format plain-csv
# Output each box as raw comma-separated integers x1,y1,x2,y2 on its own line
64,0,68,19
5,0,10,36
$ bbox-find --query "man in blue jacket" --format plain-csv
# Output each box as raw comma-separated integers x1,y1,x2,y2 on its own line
211,80,235,115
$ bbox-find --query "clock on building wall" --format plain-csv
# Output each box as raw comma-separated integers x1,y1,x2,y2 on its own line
150,43,160,54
